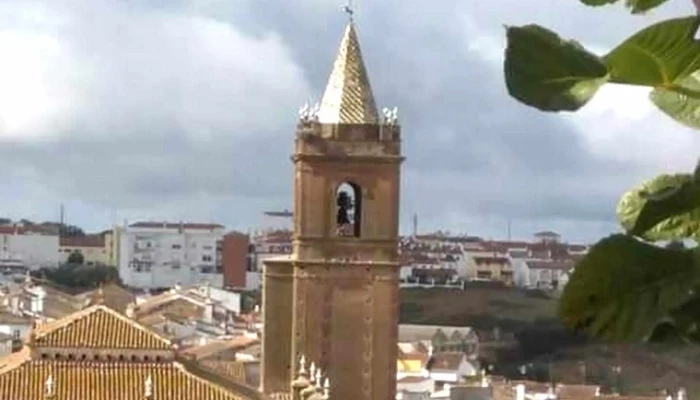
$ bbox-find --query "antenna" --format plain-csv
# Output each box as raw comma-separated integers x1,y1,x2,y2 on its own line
59,204,65,238
507,219,512,240
413,213,418,237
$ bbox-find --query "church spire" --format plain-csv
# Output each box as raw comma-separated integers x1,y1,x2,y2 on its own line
317,21,379,125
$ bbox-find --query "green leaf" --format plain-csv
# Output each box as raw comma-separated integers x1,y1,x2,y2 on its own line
617,173,700,241
650,71,700,129
558,234,699,342
603,16,700,87
504,24,609,111
580,0,671,13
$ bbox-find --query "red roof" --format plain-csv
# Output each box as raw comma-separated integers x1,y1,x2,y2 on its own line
0,225,55,235
129,222,224,230
59,235,105,248
473,256,509,265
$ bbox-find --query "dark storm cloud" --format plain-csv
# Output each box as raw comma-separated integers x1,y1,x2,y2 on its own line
0,0,694,241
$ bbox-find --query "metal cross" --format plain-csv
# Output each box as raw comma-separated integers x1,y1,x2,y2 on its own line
343,0,354,21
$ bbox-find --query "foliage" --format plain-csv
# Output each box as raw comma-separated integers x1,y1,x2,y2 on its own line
503,1,700,343
66,251,84,265
34,263,121,290
504,15,700,128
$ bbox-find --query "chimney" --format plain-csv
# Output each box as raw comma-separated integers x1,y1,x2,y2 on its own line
515,384,525,400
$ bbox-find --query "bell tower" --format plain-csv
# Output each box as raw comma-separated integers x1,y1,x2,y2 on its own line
261,20,403,400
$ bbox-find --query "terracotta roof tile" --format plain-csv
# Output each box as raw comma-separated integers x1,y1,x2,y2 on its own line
183,337,259,360
0,360,245,400
427,352,464,371
59,235,105,248
34,305,171,350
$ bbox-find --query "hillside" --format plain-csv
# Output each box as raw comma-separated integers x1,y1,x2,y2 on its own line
400,285,558,330
399,286,700,399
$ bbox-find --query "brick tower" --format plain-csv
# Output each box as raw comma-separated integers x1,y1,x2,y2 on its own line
261,20,404,400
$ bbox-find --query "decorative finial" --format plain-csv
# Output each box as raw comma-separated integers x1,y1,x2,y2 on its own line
45,374,54,397
299,355,307,375
309,362,317,383
315,368,323,390
323,378,330,399
93,283,105,305
342,0,354,21
125,302,136,318
145,374,153,398
381,106,399,125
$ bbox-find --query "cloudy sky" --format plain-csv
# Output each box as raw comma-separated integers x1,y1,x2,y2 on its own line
0,0,697,243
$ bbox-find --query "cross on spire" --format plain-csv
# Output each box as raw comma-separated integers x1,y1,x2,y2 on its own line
343,0,354,21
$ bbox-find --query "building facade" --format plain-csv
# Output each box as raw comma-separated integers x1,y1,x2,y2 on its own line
261,21,404,400
59,235,110,266
221,231,250,289
118,222,226,289
0,225,59,270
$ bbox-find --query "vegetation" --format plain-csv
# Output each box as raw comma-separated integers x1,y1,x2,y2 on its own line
400,286,558,329
66,251,84,265
503,1,700,343
32,263,120,291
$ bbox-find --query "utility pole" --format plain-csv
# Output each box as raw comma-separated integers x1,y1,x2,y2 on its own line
412,213,418,237
59,204,65,238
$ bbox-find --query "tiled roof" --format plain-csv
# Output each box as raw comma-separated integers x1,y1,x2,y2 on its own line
317,22,378,124
397,376,431,383
0,359,245,400
427,352,464,371
78,283,135,312
34,305,172,350
0,225,55,235
412,268,456,278
0,311,32,325
200,360,248,383
59,235,105,248
182,337,259,360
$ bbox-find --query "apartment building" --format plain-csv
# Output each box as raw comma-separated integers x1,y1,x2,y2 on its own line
0,224,59,270
118,221,226,289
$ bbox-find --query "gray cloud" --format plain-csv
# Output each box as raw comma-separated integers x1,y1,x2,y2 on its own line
0,0,694,242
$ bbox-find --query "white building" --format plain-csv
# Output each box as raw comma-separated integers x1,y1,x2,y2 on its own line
118,222,226,289
0,225,59,270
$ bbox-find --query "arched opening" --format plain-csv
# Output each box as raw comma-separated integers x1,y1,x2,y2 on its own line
335,182,362,237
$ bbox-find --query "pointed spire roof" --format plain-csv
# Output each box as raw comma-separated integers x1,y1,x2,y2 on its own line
317,22,379,124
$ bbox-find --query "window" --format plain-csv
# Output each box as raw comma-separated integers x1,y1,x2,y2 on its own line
202,255,212,262
203,245,213,250
335,182,362,237
172,244,182,249
12,330,19,340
